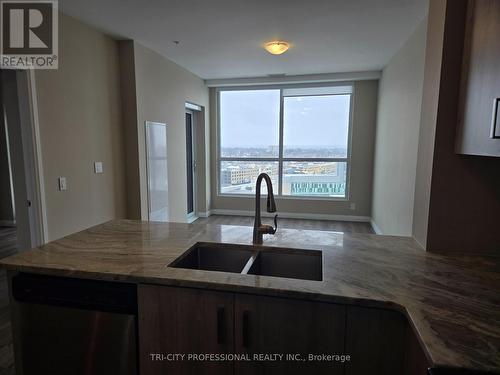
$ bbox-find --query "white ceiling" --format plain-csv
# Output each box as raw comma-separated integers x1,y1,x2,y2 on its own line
59,0,428,80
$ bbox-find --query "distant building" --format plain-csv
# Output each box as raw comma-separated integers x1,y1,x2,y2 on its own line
221,160,346,197
221,164,278,186
282,163,346,197
221,166,258,185
285,162,338,175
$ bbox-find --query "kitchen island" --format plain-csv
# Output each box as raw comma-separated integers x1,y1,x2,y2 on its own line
1,220,499,374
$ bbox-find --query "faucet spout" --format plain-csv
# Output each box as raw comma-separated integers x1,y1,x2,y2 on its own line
253,173,278,244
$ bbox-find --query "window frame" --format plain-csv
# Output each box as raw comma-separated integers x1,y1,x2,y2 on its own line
216,83,354,201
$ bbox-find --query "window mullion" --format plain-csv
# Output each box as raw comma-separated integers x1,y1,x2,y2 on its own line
278,88,284,196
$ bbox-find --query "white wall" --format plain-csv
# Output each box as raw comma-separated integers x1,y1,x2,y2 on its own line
371,19,427,236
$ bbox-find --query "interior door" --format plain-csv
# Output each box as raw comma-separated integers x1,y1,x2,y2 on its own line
185,111,195,217
138,285,234,375
234,294,346,375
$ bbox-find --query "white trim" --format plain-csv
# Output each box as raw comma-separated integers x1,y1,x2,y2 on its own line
197,211,212,218
370,219,383,235
3,110,16,223
15,70,48,246
185,110,197,217
210,209,370,222
185,102,202,111
27,70,48,245
282,85,353,96
186,215,199,223
205,71,381,87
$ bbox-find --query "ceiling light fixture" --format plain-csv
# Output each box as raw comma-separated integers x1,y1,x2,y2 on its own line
264,41,290,55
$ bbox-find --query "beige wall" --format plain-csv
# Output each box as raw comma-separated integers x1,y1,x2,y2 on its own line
413,0,446,247
123,42,210,222
118,41,141,220
415,0,500,253
209,80,378,219
371,20,427,236
35,14,126,241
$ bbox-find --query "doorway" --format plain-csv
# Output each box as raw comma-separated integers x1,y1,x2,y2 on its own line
185,109,196,221
1,68,45,375
0,69,45,252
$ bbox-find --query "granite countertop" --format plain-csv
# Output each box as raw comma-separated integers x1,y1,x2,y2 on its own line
1,220,499,372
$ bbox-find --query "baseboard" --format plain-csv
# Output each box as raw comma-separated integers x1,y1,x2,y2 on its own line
370,219,383,235
197,211,212,218
0,220,16,227
186,215,199,224
210,209,370,222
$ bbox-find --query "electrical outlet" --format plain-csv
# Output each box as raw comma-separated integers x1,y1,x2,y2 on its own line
58,177,67,191
350,202,356,210
94,161,103,174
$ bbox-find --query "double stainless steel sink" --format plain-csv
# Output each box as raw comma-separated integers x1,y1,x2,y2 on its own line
169,242,323,281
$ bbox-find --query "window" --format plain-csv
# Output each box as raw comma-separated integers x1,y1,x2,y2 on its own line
218,85,352,198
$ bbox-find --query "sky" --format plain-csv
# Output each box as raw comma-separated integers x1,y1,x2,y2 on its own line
220,90,350,149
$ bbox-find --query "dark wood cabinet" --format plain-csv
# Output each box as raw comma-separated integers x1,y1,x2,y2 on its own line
345,306,407,375
234,294,345,375
138,285,429,375
405,322,432,375
457,0,500,156
138,285,234,375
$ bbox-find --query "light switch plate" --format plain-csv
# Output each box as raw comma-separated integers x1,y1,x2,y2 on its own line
58,177,67,191
94,161,103,174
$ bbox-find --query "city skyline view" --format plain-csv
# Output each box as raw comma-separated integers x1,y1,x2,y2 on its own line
220,160,347,197
221,146,348,159
219,89,351,198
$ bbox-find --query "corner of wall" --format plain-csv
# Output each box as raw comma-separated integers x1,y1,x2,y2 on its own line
118,40,141,220
371,17,428,237
411,0,447,249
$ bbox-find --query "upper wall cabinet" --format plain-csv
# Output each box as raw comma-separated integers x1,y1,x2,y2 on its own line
456,0,500,156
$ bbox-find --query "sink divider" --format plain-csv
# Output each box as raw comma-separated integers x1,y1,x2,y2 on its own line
240,251,259,275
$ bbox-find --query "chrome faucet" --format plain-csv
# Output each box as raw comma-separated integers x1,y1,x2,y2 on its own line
253,173,278,244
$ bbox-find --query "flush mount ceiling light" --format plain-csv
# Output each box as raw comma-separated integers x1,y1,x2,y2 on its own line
264,41,290,55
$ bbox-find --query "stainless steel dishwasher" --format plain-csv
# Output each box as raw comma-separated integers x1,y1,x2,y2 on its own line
12,273,138,375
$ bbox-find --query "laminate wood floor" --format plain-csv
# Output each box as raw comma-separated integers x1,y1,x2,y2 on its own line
0,227,16,375
193,215,375,234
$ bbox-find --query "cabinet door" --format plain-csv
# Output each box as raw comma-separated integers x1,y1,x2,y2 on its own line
406,323,431,375
138,285,234,375
457,0,500,156
345,306,406,375
234,294,345,375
